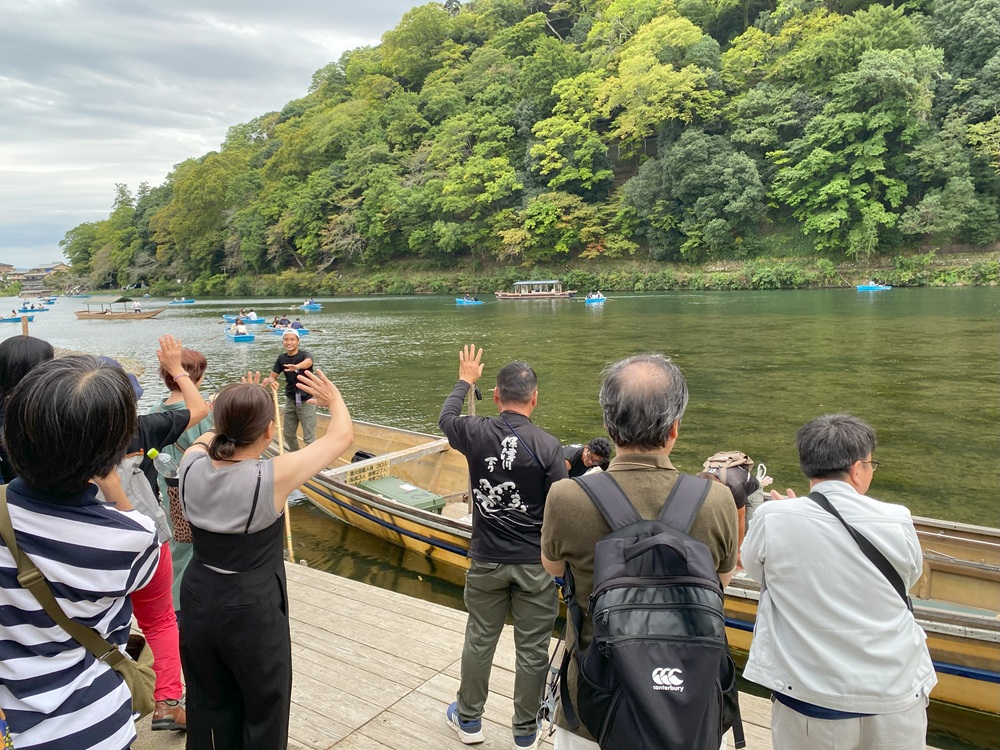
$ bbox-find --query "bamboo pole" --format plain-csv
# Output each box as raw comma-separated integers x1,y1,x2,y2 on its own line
272,385,296,562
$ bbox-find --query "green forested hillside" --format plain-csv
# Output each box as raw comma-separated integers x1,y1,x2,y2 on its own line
61,0,1000,292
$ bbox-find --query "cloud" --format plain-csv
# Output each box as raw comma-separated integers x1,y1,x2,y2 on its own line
0,0,415,269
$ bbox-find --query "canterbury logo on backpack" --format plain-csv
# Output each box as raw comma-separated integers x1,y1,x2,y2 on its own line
560,472,744,750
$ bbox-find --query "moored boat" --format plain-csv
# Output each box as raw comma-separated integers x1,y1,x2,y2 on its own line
496,280,577,299
74,296,165,319
271,413,1000,716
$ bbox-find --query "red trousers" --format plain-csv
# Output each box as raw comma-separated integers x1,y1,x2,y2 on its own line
131,542,183,701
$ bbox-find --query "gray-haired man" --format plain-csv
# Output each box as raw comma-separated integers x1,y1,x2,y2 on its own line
541,354,737,749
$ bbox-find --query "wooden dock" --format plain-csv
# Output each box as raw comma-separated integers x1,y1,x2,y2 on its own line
133,562,944,750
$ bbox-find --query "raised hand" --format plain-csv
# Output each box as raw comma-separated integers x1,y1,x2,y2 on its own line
458,344,484,385
295,368,340,407
156,334,184,374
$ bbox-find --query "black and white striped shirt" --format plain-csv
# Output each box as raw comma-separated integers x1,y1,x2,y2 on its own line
0,479,159,750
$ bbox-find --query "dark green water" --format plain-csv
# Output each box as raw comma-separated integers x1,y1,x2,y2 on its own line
19,287,995,524
11,288,996,747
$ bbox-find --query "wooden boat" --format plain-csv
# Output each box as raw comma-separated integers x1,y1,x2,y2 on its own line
268,326,310,336
299,303,322,311
858,284,892,291
74,296,165,320
222,314,266,324
273,414,1000,717
456,298,484,305
1,315,33,323
496,280,577,299
169,298,196,304
225,331,255,343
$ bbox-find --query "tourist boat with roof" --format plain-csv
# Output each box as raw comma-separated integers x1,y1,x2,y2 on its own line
495,280,577,299
74,296,164,319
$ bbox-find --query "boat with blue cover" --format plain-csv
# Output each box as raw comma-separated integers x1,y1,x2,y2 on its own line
225,331,255,343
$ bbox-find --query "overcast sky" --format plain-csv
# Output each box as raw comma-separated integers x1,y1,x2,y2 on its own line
0,0,417,269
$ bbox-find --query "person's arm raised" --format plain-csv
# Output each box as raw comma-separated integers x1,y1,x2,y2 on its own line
271,369,353,510
156,334,209,429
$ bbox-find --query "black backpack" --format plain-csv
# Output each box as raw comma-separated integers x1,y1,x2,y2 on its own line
560,472,745,750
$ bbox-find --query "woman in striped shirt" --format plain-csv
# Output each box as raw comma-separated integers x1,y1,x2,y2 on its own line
0,355,160,750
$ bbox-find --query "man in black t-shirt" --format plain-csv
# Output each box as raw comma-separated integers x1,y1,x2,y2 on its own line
562,437,612,478
438,345,567,750
263,329,315,451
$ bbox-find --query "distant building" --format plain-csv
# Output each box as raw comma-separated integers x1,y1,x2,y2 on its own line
0,263,14,276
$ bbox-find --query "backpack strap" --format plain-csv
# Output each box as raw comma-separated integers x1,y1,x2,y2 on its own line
572,471,641,530
657,473,713,533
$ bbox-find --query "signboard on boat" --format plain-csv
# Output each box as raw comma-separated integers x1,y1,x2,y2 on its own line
343,459,390,486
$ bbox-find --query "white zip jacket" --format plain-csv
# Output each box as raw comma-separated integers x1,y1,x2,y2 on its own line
741,480,937,713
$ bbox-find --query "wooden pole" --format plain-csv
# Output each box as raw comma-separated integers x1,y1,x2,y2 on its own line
20,315,28,336
272,386,296,563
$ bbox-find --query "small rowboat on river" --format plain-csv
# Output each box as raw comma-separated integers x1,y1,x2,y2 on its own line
222,314,266,324
268,413,1000,718
299,303,322,311
584,294,606,304
858,284,892,291
225,331,255,343
268,326,310,336
496,280,577,299
1,315,33,323
170,298,196,304
456,298,484,305
74,296,165,320
17,307,48,313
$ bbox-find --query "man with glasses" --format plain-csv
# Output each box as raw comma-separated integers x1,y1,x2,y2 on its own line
741,414,935,750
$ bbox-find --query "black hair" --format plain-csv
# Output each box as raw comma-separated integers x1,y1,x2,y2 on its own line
0,336,54,399
600,354,688,450
495,361,537,405
586,437,612,460
796,414,877,479
208,383,274,460
4,355,136,493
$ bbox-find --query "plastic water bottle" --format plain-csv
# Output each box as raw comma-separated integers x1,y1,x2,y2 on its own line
146,448,179,479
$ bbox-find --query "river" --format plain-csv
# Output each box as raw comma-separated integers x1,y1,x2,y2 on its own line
6,287,998,747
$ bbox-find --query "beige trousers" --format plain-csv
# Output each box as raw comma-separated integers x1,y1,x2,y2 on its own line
772,696,929,750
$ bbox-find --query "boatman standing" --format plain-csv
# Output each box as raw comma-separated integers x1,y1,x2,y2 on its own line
741,414,936,750
262,330,315,451
439,345,568,750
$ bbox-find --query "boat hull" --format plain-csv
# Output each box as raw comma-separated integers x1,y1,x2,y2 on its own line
75,309,165,319
1,316,33,322
299,304,322,311
857,284,892,291
169,299,196,304
456,299,484,305
225,332,255,342
268,327,309,335
495,291,576,299
223,315,266,324
284,416,1000,716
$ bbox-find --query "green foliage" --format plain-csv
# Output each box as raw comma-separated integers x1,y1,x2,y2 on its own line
58,0,1000,285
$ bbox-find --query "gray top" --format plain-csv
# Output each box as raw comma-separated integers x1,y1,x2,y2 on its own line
179,452,279,534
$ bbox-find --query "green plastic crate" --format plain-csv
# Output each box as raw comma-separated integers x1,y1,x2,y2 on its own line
358,475,445,514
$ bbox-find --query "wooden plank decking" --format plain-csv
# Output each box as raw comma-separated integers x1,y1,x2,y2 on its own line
133,562,945,750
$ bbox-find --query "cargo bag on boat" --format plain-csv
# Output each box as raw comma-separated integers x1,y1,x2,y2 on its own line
560,472,744,750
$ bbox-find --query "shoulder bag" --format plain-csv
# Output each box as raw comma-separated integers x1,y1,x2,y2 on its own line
0,487,156,717
808,491,913,612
